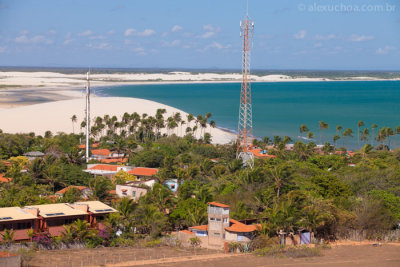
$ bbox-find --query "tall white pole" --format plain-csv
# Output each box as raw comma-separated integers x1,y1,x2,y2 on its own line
85,70,91,163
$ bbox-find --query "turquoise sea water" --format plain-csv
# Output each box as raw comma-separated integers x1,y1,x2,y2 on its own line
98,81,400,149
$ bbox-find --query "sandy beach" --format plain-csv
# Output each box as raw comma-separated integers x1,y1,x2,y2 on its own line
0,96,236,145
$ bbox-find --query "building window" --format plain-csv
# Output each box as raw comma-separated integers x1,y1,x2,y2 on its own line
210,217,215,221
216,218,221,222
223,218,228,223
132,191,136,197
214,232,220,236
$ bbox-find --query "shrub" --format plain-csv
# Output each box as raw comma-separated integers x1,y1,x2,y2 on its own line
189,237,201,248
144,239,162,248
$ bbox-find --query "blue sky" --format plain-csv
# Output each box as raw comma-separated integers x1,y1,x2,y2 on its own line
0,0,399,70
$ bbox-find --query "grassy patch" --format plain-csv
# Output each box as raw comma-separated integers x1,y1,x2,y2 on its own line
0,84,22,89
254,245,323,258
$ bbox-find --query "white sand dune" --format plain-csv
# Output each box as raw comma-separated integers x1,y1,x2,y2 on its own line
0,97,235,145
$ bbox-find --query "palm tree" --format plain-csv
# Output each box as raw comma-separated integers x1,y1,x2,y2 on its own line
357,120,365,148
361,128,369,144
385,127,394,149
342,128,353,148
319,121,328,144
371,124,378,147
173,112,182,135
395,126,400,148
361,144,373,158
209,120,216,134
269,166,286,198
336,125,343,135
307,132,314,140
333,134,340,148
299,124,309,138
71,115,77,134
187,113,194,126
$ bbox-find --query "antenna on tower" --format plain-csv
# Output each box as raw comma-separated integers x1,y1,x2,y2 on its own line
237,0,255,168
85,69,91,163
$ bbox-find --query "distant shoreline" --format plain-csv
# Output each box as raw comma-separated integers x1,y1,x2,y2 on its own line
0,70,399,109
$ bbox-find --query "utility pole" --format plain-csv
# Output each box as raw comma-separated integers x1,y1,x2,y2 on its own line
85,70,91,163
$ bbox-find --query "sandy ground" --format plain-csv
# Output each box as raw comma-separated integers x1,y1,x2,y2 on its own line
23,244,400,267
0,96,236,145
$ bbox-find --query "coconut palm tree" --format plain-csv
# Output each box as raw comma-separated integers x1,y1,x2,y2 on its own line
333,134,340,148
361,128,369,144
385,127,394,149
71,115,77,134
371,123,378,147
336,125,343,135
299,124,309,138
307,132,314,140
361,144,373,158
319,121,328,144
209,120,216,134
342,128,353,148
357,120,365,148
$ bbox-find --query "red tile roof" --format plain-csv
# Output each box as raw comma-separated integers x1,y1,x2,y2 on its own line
180,230,195,235
56,186,88,195
128,167,159,177
225,219,261,233
0,173,12,183
89,164,120,171
78,143,100,149
248,148,277,158
189,225,208,231
100,158,128,164
208,202,230,208
91,149,111,156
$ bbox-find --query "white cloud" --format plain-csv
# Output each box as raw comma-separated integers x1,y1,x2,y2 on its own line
133,47,146,56
87,42,112,50
162,39,181,47
15,34,53,44
314,43,322,48
0,46,6,53
78,30,93,37
203,24,216,31
48,30,57,35
63,32,74,45
293,30,307,40
136,29,156,37
198,24,220,39
348,34,374,42
89,35,106,40
314,34,336,41
199,42,231,51
15,35,29,43
171,25,183,32
107,30,115,35
376,45,396,55
124,28,155,37
124,28,136,36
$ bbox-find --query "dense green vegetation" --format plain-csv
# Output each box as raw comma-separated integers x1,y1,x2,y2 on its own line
1,109,400,248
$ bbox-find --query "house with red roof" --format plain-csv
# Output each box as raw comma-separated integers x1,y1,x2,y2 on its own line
85,164,134,179
248,147,277,158
55,186,92,199
178,202,260,249
90,149,124,161
128,167,159,179
0,173,12,183
78,143,100,149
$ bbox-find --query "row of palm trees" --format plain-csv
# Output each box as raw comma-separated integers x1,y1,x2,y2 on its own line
299,120,400,149
71,110,216,142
